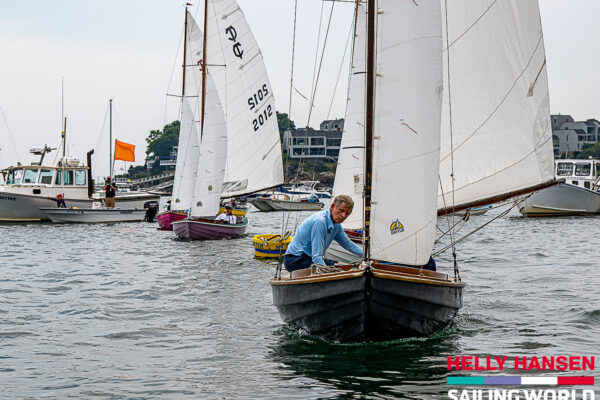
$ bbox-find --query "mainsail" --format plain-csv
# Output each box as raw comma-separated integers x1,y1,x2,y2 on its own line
331,4,366,231
369,1,444,265
190,76,228,217
171,11,205,211
205,0,284,198
438,0,555,211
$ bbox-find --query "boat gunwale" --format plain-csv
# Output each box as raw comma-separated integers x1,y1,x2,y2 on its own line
270,269,365,286
371,269,465,288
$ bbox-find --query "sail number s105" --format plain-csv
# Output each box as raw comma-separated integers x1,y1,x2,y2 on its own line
248,84,273,132
248,84,269,110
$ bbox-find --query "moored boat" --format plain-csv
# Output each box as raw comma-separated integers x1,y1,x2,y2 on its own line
40,207,147,223
520,159,600,216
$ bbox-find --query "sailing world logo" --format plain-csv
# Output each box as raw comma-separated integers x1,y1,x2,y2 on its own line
390,219,404,235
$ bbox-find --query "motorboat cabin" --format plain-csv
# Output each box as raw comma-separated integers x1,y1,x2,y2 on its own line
555,159,600,191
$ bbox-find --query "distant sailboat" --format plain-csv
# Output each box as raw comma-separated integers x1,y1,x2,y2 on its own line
271,0,556,342
172,0,283,240
156,7,203,231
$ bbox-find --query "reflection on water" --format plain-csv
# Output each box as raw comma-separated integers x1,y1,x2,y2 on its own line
270,327,460,399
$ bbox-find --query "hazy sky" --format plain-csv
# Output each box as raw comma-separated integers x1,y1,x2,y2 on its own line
0,0,598,177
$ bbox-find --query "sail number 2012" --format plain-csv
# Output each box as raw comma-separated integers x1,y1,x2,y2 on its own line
253,105,273,132
248,84,273,132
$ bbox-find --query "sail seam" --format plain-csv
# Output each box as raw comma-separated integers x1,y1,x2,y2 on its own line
443,0,498,52
439,33,545,162
438,133,553,202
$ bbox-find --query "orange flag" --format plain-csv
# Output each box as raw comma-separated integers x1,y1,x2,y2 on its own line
114,140,135,162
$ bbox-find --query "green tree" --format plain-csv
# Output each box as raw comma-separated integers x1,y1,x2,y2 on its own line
576,142,600,159
276,112,296,141
145,120,180,159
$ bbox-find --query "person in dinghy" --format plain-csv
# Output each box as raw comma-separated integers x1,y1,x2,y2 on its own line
215,205,238,224
284,195,363,272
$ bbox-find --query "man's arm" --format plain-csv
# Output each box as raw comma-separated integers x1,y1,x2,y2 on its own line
310,220,327,265
335,228,364,257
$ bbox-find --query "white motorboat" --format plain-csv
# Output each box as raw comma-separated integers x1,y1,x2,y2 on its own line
40,206,147,223
520,159,600,216
0,146,158,222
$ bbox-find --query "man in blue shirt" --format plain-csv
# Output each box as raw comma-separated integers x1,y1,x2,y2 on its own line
284,195,364,272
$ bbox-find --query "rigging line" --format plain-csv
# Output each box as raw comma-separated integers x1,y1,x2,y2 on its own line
0,106,22,162
307,0,326,124
288,0,299,119
164,21,186,128
326,15,354,119
306,1,336,129
444,0,460,280
91,102,110,175
209,0,231,182
433,196,528,257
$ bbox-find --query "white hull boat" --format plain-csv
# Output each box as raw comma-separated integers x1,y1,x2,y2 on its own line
263,199,324,212
520,159,600,217
40,207,147,223
520,183,600,216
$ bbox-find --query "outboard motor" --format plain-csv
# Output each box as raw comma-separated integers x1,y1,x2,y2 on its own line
144,200,159,222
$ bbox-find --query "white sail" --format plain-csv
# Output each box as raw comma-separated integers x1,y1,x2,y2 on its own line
370,1,443,265
172,97,201,211
171,11,205,211
331,4,366,231
438,0,554,210
205,0,284,197
190,75,228,217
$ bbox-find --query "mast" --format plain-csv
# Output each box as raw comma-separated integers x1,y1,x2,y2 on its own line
62,117,67,158
364,0,376,261
182,7,189,98
109,98,113,177
200,0,208,137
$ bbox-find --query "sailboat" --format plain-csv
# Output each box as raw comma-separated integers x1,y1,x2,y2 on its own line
172,0,283,240
156,9,203,231
270,0,555,342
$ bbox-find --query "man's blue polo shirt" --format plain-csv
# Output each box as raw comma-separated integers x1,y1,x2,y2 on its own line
285,209,364,265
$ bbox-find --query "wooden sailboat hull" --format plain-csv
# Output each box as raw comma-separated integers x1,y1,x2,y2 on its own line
156,211,187,230
263,199,324,212
172,217,248,240
270,264,464,342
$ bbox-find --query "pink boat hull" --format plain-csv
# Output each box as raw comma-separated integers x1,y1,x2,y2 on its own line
172,217,248,240
156,211,187,230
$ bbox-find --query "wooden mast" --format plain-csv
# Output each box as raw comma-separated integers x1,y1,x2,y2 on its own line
364,0,375,261
200,0,209,138
182,7,188,99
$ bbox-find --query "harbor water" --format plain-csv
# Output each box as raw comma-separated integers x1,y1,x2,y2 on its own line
1,203,599,398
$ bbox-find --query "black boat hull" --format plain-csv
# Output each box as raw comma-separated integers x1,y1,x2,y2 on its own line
270,265,464,342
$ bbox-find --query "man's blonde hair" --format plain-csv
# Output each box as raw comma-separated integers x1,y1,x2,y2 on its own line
333,195,354,211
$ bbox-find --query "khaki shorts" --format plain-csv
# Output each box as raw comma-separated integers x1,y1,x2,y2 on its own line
105,197,116,208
